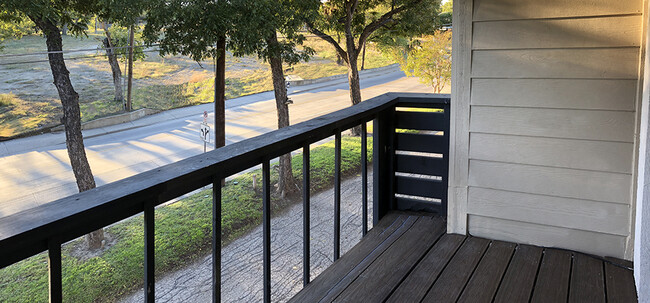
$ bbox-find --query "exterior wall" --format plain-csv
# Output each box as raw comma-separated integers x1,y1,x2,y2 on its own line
635,2,650,300
450,0,644,259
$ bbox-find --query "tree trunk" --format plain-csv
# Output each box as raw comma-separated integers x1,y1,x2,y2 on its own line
343,12,363,136
336,33,344,66
126,26,134,112
214,37,226,149
31,17,103,249
361,43,366,70
267,33,295,198
102,27,123,103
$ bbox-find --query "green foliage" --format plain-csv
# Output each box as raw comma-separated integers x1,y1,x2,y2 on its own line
441,1,452,14
0,14,37,49
403,31,452,93
0,136,373,302
228,0,319,64
143,0,232,62
0,0,97,37
101,25,146,62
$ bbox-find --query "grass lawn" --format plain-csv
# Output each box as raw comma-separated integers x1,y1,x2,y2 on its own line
0,136,373,302
0,32,397,138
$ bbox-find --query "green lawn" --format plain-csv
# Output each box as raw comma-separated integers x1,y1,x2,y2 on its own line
0,136,373,302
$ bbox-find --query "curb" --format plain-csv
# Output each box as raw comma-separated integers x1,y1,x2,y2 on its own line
51,108,161,133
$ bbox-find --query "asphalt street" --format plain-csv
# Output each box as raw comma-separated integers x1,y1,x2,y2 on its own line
0,67,432,217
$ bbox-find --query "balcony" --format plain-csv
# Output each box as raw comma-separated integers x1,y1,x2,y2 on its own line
0,93,637,302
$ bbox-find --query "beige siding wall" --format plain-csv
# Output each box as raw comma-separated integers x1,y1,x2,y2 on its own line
455,0,644,258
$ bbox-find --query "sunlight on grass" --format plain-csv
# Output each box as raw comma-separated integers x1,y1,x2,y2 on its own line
0,94,59,138
132,61,180,79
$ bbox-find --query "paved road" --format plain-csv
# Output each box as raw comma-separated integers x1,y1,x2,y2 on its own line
0,67,432,217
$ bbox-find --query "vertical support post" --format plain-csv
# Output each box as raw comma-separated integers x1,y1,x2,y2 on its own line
334,132,341,261
48,240,62,303
212,177,222,302
373,108,395,226
441,103,451,218
361,122,368,236
302,145,310,286
262,161,272,303
144,200,155,303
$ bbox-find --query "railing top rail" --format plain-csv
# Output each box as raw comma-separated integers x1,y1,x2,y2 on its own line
0,92,449,268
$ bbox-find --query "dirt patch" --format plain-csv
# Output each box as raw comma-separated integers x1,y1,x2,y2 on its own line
67,231,118,261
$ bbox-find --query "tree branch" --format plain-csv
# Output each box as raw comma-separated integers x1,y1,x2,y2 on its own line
304,21,349,65
350,0,359,16
357,0,423,50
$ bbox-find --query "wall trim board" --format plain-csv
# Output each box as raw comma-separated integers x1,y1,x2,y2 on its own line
448,0,473,234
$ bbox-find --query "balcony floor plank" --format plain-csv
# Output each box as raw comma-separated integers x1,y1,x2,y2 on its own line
333,216,446,302
289,211,637,303
530,249,573,303
288,213,416,303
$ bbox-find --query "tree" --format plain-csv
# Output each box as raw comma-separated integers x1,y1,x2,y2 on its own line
0,1,104,249
229,0,317,197
99,24,145,104
0,14,37,49
305,0,441,132
143,0,231,151
403,31,451,93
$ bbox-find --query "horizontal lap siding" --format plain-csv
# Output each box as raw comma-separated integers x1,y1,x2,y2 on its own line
472,48,639,79
465,0,641,258
468,215,627,258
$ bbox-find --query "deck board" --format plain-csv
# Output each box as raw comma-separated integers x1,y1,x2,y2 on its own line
288,213,415,303
493,245,543,303
421,237,491,302
289,211,637,303
333,216,445,302
605,262,638,302
385,234,466,302
531,249,573,303
457,241,516,303
569,253,606,303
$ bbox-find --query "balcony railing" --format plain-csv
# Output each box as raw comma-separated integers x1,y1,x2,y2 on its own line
0,92,450,302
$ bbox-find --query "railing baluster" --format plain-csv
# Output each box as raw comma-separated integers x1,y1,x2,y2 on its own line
48,240,62,303
302,145,310,286
262,160,271,303
361,122,368,236
212,177,222,303
144,201,155,302
334,131,341,261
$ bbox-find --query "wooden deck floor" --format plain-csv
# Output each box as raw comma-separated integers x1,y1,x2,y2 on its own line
289,212,637,303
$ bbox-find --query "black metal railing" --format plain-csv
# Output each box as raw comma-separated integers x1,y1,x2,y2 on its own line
0,93,450,302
